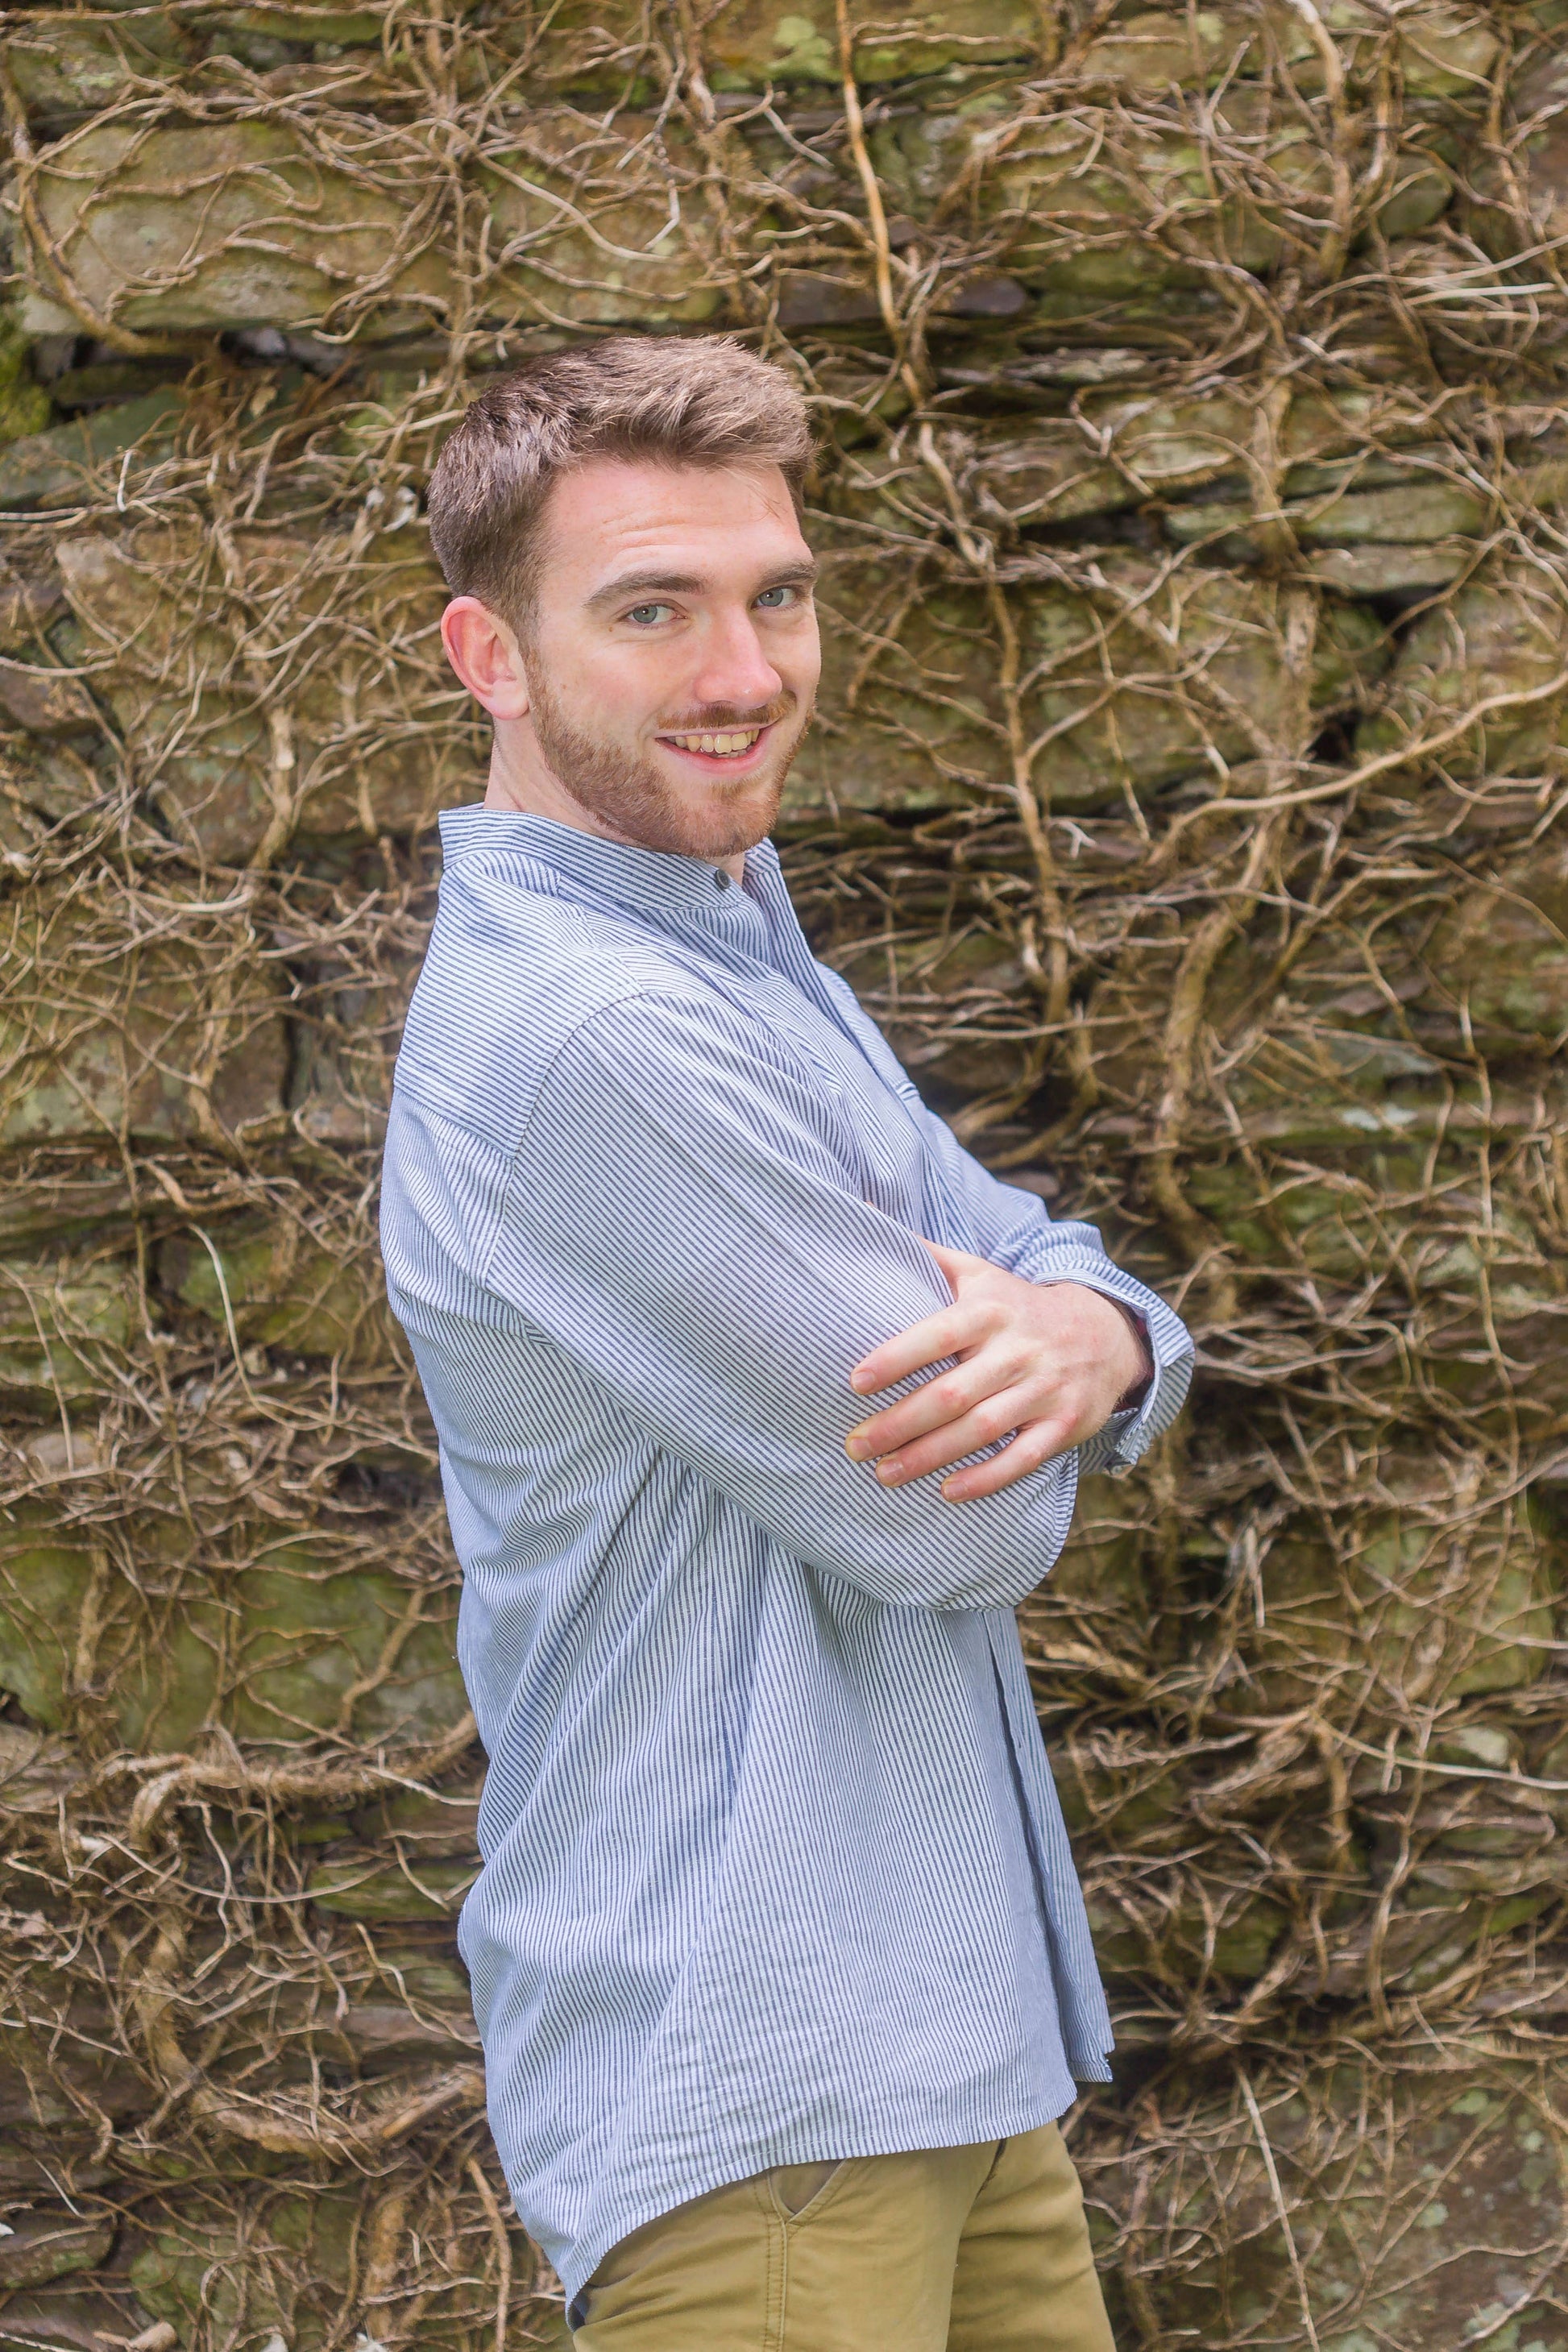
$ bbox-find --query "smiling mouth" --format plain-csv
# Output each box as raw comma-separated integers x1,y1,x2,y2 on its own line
658,724,769,760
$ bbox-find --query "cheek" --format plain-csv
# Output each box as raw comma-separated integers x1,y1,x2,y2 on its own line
785,619,823,695
553,642,683,731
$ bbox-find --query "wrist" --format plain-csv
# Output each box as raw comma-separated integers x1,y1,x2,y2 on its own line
1105,1297,1154,1414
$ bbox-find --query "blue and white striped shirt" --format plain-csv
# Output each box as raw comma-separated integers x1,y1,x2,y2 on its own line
381,808,1192,2306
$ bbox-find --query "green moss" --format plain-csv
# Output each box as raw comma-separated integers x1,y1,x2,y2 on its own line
130,2191,359,2350
157,1216,392,1363
0,1516,466,1748
0,312,51,449
306,1851,478,1919
705,0,1045,89
0,1255,133,1408
1247,1489,1562,1711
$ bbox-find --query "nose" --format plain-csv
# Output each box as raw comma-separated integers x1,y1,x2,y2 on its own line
687,604,783,714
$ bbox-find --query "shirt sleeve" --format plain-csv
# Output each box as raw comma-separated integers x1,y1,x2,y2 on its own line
909,1106,1194,1475
481,989,1081,1613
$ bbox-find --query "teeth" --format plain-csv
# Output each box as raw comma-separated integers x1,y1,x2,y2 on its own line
666,728,763,755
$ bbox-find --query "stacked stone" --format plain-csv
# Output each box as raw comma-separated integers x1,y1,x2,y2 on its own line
0,3,1565,2346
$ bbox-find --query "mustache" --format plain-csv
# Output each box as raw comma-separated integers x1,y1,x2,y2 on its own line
653,693,798,733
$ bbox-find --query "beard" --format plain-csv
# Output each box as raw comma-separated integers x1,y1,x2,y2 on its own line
527,673,809,861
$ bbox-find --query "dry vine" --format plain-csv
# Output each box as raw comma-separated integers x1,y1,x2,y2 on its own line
1,1,1566,2344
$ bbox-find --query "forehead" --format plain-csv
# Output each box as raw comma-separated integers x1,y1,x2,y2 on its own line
538,458,809,594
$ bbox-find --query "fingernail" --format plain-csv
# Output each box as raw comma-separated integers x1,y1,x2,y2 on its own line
875,1461,902,1485
848,1371,869,1393
845,1436,869,1459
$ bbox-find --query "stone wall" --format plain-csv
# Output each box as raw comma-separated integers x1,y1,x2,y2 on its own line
1,3,1566,2346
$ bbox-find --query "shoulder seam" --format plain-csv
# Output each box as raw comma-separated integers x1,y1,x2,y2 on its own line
474,982,819,1290
394,979,661,1162
387,1083,514,1157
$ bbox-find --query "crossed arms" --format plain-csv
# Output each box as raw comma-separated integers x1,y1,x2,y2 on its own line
464,989,1193,1613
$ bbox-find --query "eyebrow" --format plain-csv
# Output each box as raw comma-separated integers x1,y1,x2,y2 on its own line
586,558,819,613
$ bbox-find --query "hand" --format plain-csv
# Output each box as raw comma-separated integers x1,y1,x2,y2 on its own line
844,1242,1151,1504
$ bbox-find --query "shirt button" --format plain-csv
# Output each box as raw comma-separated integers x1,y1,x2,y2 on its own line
713,871,729,890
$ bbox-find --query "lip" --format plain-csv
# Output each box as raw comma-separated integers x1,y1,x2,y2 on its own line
653,720,776,774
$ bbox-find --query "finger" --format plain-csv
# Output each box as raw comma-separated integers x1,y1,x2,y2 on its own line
865,1387,1039,1487
849,1301,986,1396
940,1418,1076,1503
916,1237,990,1283
850,1342,1072,1457
846,1350,1011,1460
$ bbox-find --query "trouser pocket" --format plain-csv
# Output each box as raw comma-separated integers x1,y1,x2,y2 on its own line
768,2158,847,2220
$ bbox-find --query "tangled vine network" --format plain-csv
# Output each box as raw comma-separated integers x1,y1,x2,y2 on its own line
1,0,1566,2345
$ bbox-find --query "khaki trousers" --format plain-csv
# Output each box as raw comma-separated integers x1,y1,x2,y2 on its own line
570,2122,1117,2351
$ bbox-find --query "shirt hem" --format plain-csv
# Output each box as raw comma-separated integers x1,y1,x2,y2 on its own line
545,2068,1083,2306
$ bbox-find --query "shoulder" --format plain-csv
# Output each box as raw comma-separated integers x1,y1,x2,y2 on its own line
392,859,784,1155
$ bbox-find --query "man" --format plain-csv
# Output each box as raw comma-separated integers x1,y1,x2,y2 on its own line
382,335,1193,2350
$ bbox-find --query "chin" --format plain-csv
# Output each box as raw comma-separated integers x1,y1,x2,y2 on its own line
659,750,797,861
682,799,781,860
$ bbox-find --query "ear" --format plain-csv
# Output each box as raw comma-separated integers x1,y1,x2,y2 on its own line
440,596,532,721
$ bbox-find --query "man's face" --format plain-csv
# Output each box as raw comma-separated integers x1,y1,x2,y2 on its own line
516,458,821,861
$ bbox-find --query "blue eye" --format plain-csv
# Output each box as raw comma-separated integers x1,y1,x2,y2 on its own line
755,585,799,609
627,602,674,625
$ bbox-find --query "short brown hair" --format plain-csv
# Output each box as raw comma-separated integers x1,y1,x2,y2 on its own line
426,335,814,628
